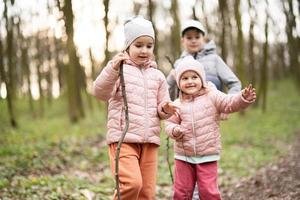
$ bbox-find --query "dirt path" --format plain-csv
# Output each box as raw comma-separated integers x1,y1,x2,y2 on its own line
221,132,300,200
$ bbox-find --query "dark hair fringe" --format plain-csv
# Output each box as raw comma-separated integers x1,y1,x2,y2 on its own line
181,27,205,37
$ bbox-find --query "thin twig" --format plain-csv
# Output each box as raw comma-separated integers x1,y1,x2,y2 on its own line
165,55,174,68
165,55,175,184
115,61,129,200
166,136,174,184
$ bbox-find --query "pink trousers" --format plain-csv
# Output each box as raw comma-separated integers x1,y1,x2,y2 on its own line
173,160,221,200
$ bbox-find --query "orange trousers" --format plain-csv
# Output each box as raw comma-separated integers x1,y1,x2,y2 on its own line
108,143,158,200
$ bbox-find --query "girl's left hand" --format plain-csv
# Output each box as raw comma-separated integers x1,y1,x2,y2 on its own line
162,102,179,115
242,84,256,102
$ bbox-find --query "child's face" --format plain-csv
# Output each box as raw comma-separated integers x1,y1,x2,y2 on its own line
181,29,205,53
127,36,154,65
179,70,202,95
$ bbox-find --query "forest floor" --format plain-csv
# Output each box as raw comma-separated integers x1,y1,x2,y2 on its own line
220,130,300,200
1,79,300,200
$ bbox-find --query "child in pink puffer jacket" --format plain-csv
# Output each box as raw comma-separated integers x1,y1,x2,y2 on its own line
93,16,177,200
165,56,256,200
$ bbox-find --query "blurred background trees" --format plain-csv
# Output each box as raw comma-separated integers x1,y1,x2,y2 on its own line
0,0,299,126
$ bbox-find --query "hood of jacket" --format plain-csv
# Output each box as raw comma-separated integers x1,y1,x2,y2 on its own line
199,40,216,56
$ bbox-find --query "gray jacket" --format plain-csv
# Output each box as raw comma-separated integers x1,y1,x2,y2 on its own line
167,40,241,100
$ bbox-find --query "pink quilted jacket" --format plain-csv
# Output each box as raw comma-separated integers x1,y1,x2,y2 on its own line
165,86,254,157
93,61,171,145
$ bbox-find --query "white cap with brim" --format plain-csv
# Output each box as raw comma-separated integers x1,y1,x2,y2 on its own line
123,16,155,50
181,19,206,36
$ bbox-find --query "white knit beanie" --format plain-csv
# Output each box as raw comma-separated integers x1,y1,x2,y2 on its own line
123,16,155,50
175,56,207,88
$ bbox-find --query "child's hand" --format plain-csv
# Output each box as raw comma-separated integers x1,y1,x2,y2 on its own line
162,102,179,115
150,60,157,68
173,127,184,139
112,52,129,71
242,84,256,102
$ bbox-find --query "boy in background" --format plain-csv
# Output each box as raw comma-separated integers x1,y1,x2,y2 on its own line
167,19,241,101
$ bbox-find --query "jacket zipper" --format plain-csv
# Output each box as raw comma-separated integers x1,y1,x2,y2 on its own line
191,100,196,155
140,68,149,142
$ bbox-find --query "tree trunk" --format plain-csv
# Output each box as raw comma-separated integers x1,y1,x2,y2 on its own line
192,0,199,20
248,0,256,87
101,0,111,70
218,0,229,62
1,28,17,127
35,36,45,117
298,0,300,61
89,48,96,80
170,0,181,61
283,0,300,88
54,37,64,90
7,18,16,98
276,43,287,79
148,0,158,60
234,0,246,85
46,36,53,105
3,0,17,127
86,48,95,111
21,42,35,116
258,1,269,112
201,0,211,35
133,2,142,15
101,0,111,119
60,0,85,122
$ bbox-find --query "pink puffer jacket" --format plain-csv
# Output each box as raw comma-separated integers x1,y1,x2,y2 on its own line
93,61,171,145
165,86,254,157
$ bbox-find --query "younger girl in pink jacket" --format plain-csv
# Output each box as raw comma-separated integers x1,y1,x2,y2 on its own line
165,57,256,200
93,16,176,200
